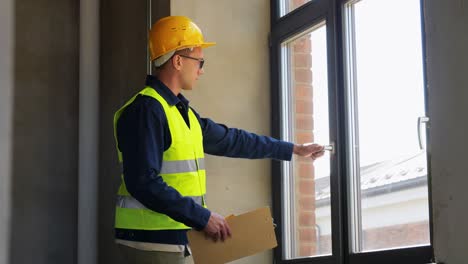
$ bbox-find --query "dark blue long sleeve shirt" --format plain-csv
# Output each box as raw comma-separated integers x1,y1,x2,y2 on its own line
115,75,294,245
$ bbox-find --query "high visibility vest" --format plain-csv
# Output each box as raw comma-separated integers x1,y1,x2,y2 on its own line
113,87,206,230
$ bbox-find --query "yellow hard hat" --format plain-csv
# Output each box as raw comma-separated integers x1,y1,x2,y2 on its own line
148,16,216,61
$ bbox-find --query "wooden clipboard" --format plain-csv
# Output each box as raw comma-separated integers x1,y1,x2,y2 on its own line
187,207,277,264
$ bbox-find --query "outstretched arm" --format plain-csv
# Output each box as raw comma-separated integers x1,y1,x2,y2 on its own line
293,142,325,161
196,113,325,161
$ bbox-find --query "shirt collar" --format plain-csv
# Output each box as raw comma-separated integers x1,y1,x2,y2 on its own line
145,75,190,107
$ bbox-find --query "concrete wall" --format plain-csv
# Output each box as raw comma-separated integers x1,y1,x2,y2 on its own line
424,1,468,263
9,0,80,263
0,0,14,263
170,1,272,263
97,1,169,263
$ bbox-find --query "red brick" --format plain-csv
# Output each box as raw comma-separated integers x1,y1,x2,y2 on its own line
299,211,316,226
361,221,430,250
299,197,316,211
294,68,312,83
295,85,313,98
298,180,314,195
292,0,307,9
295,132,314,144
296,116,314,130
297,155,315,163
294,53,311,68
299,227,316,242
293,37,311,53
298,162,314,178
295,100,313,114
299,243,317,256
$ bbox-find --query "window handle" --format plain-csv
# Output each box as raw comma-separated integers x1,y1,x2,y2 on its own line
418,116,430,149
323,142,335,154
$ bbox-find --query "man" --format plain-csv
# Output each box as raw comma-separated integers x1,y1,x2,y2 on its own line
113,16,325,264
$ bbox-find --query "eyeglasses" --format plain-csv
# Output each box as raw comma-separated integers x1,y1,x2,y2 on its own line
178,54,205,69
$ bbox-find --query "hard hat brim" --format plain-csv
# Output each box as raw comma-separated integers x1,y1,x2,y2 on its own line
151,42,217,61
200,42,216,48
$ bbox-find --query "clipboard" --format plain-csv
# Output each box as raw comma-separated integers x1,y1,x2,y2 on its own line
187,207,277,264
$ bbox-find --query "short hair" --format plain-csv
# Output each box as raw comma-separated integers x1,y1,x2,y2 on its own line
154,47,194,69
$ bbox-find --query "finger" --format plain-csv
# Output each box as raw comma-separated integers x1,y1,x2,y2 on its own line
226,223,232,237
223,221,231,240
309,145,323,156
315,151,325,157
207,230,217,241
312,151,325,160
212,231,219,242
220,225,227,241
315,145,325,152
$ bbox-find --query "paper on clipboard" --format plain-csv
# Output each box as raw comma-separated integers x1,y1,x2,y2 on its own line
187,207,277,264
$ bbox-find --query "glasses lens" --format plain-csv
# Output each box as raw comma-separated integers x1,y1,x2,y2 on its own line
179,54,204,69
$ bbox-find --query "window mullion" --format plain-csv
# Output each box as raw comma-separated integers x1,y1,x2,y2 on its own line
344,2,363,254
280,44,296,260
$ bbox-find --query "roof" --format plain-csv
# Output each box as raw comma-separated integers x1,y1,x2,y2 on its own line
315,151,428,206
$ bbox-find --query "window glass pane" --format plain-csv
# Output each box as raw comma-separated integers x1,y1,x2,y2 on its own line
280,0,312,17
344,0,430,252
281,22,332,259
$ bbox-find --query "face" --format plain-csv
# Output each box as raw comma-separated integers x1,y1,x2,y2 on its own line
178,47,205,91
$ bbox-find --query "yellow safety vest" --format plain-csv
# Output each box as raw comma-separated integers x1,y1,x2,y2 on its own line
113,87,206,230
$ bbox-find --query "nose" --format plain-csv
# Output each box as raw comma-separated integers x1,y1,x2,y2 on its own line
198,67,205,75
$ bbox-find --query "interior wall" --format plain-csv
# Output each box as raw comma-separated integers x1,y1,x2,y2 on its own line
0,0,14,263
424,1,468,263
10,0,80,263
170,1,272,263
98,1,170,263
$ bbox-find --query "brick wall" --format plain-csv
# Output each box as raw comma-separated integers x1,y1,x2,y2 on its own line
290,9,317,256
318,221,430,254
362,221,430,251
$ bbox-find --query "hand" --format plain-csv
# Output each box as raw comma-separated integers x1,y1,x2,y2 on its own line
293,143,325,161
203,212,232,242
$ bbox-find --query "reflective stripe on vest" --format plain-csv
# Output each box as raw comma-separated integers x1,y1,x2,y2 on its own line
160,158,205,174
114,87,206,231
117,195,204,209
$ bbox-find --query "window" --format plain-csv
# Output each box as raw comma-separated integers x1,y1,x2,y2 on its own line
344,0,430,253
270,0,433,263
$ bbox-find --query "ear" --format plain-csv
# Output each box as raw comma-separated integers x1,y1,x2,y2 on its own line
172,54,183,70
